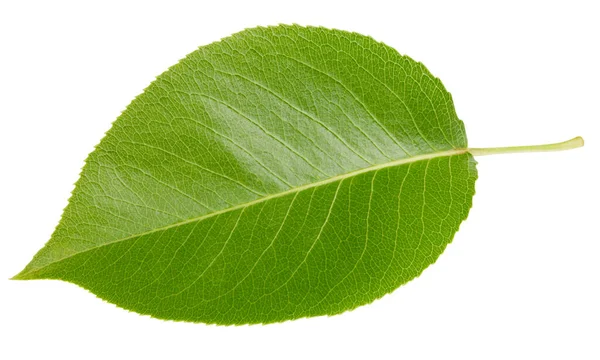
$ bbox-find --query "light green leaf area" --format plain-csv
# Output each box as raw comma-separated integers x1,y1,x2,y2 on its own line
15,25,477,324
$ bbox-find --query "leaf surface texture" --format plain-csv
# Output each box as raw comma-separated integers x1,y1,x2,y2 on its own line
17,25,477,324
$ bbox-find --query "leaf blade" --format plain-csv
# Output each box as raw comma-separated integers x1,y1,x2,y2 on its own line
16,25,477,324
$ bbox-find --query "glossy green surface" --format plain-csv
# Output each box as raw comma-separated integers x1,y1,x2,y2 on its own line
15,25,477,324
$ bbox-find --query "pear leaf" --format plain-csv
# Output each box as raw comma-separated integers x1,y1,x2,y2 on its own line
15,24,479,324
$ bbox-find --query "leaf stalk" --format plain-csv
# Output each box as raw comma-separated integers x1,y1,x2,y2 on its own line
467,136,584,156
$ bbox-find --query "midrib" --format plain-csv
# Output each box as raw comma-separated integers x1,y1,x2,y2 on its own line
19,148,468,278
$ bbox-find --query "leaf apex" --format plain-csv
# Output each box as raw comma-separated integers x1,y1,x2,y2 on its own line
10,271,28,281
11,266,38,281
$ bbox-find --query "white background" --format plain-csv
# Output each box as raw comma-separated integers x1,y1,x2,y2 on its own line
1,1,598,359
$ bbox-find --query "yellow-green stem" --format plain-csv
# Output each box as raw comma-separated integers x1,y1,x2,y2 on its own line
467,136,584,156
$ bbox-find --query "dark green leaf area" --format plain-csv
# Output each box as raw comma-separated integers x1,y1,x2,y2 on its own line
32,154,475,324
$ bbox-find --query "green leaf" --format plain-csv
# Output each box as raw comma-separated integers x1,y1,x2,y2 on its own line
15,24,478,324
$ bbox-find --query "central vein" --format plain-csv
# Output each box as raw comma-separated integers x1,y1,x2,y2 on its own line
20,148,468,277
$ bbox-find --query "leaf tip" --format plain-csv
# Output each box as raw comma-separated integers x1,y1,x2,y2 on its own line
10,272,26,281
10,267,37,281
